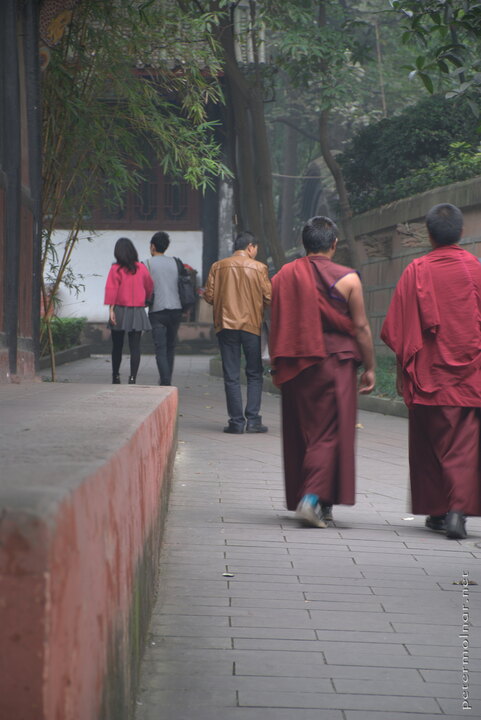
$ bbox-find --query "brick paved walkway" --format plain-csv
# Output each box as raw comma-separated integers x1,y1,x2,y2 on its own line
56,354,481,719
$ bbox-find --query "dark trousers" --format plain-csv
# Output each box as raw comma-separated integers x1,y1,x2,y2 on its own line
217,329,263,428
149,309,182,385
111,330,142,378
281,357,357,510
409,405,481,516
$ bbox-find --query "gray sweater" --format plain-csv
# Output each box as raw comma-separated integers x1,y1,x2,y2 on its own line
144,255,181,312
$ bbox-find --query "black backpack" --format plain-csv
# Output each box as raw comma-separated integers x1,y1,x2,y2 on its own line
174,257,196,310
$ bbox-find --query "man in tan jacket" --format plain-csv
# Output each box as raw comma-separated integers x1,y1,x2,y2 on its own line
204,232,272,433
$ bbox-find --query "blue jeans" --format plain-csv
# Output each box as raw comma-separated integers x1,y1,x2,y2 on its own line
149,309,182,385
217,329,263,428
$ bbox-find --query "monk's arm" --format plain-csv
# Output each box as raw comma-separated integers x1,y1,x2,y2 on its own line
338,274,375,393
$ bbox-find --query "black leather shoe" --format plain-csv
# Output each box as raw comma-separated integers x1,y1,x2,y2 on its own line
223,424,244,434
425,514,447,533
445,511,467,539
112,375,121,384
246,423,268,433
128,376,136,384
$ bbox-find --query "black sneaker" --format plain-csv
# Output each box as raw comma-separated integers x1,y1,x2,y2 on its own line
223,424,245,434
246,423,268,433
425,515,447,533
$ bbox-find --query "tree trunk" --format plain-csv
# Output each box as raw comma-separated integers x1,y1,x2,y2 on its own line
249,86,286,269
278,121,298,250
224,73,265,255
216,12,285,269
317,1,359,269
221,79,242,234
318,109,360,268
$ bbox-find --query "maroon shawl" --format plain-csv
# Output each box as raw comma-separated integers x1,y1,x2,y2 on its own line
269,257,355,386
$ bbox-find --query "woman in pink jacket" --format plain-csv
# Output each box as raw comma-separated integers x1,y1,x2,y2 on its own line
104,237,154,384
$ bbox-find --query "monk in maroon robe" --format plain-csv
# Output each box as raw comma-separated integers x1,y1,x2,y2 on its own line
381,203,481,540
269,216,375,528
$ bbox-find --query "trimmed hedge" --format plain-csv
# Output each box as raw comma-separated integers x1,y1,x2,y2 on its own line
40,317,86,357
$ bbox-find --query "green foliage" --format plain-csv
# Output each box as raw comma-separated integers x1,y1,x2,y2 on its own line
370,142,481,210
373,355,397,399
40,0,230,376
339,94,480,213
391,0,481,109
40,317,87,357
42,0,228,233
265,0,368,111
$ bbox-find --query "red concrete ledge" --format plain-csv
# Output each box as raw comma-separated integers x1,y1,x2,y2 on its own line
0,383,178,720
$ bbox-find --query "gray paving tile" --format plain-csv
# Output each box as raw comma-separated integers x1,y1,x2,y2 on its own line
152,596,231,610
314,629,476,646
135,688,237,711
332,677,477,698
344,713,443,720
420,669,481,683
139,709,342,720
308,610,394,631
323,649,462,670
151,624,318,640
225,588,307,601
237,689,439,712
229,613,313,628
437,697,480,716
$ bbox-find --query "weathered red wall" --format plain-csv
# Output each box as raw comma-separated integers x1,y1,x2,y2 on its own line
0,388,178,720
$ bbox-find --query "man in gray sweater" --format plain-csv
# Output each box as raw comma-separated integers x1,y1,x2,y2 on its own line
144,231,183,386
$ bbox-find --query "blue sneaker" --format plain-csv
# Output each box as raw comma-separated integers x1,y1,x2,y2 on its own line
295,495,327,528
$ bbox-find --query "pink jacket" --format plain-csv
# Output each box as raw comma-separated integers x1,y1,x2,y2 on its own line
104,262,154,307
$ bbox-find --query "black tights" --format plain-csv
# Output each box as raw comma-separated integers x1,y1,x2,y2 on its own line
111,330,142,379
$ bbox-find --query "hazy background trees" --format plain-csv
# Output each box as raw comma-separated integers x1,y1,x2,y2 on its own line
44,0,481,290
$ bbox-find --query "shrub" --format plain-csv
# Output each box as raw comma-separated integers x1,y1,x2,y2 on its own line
356,142,481,213
339,95,480,213
373,355,397,400
40,317,86,357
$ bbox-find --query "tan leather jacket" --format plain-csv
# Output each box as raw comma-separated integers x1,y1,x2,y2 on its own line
204,251,271,335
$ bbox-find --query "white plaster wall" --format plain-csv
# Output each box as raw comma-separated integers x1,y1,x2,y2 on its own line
51,229,203,322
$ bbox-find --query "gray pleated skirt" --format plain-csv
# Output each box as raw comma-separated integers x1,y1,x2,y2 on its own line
108,305,151,332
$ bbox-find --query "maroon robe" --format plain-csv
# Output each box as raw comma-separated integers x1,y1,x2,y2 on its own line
381,244,481,516
270,256,360,510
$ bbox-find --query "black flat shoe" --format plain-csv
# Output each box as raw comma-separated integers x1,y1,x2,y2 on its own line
128,376,136,384
425,514,447,533
445,511,467,539
112,375,121,384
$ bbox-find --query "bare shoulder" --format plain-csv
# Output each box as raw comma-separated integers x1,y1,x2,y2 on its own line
334,271,361,300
